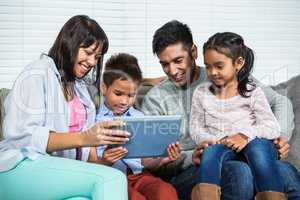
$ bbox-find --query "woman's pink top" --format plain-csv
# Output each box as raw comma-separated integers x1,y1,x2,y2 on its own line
69,94,87,160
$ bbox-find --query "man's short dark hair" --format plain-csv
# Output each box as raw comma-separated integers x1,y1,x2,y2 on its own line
152,20,194,56
103,53,143,86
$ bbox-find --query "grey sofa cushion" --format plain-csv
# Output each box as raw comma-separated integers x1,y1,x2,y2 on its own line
272,75,300,170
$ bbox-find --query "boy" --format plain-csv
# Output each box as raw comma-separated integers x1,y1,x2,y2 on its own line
96,53,180,200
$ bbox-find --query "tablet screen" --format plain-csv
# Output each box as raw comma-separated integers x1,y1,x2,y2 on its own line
114,115,182,158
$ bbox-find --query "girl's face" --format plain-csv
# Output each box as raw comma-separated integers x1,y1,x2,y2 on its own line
204,49,243,88
73,42,102,79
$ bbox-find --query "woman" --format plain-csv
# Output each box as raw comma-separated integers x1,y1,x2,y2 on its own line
0,15,129,200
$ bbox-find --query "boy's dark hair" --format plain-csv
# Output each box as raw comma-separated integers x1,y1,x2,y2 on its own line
203,32,256,97
103,53,143,86
152,20,194,56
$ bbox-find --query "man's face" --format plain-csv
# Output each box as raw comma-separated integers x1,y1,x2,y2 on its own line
158,43,197,88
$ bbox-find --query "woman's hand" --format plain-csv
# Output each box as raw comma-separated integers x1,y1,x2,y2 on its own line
220,133,248,152
81,120,130,147
101,146,128,166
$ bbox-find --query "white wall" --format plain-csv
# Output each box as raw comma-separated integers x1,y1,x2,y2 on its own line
1,0,300,88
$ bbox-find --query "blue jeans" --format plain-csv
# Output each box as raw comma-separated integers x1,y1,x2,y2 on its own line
171,160,300,200
196,138,284,193
278,161,300,200
171,161,253,200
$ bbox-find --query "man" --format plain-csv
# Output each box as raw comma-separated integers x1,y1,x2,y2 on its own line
140,20,300,200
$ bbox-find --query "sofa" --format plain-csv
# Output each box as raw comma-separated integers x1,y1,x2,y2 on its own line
271,75,300,170
0,75,300,170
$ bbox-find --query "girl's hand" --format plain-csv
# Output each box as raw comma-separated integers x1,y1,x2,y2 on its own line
192,140,217,165
160,142,181,165
220,133,248,152
102,146,128,166
82,120,130,146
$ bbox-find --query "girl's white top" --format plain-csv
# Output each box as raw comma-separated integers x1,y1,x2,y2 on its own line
190,83,281,144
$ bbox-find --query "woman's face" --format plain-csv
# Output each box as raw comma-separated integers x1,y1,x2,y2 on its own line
73,42,102,79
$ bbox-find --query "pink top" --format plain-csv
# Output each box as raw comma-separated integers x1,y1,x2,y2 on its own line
69,95,87,132
190,83,281,144
69,94,87,160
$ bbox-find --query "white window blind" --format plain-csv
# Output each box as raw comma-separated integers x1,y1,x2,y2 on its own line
1,0,300,88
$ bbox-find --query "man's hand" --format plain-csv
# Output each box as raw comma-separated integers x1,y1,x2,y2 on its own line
273,137,290,159
220,133,248,152
192,140,217,165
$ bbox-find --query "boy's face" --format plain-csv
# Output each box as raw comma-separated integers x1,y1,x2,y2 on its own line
102,78,138,116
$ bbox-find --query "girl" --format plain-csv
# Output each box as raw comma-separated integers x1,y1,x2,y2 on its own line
190,32,286,200
0,15,130,200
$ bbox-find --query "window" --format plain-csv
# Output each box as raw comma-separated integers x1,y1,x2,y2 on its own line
1,0,300,88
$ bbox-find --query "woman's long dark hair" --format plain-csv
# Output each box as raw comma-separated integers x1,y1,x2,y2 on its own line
48,15,108,100
203,32,255,97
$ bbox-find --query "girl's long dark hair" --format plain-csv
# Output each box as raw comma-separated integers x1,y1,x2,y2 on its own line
48,15,108,100
203,32,255,97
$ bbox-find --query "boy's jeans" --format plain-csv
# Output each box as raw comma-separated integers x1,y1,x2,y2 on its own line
196,138,284,192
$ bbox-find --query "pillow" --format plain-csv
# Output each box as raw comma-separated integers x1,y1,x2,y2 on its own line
0,88,10,141
135,76,167,110
272,75,300,170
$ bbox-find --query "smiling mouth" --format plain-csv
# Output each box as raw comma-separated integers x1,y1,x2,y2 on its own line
173,74,185,82
115,106,128,112
80,64,89,71
211,78,225,86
